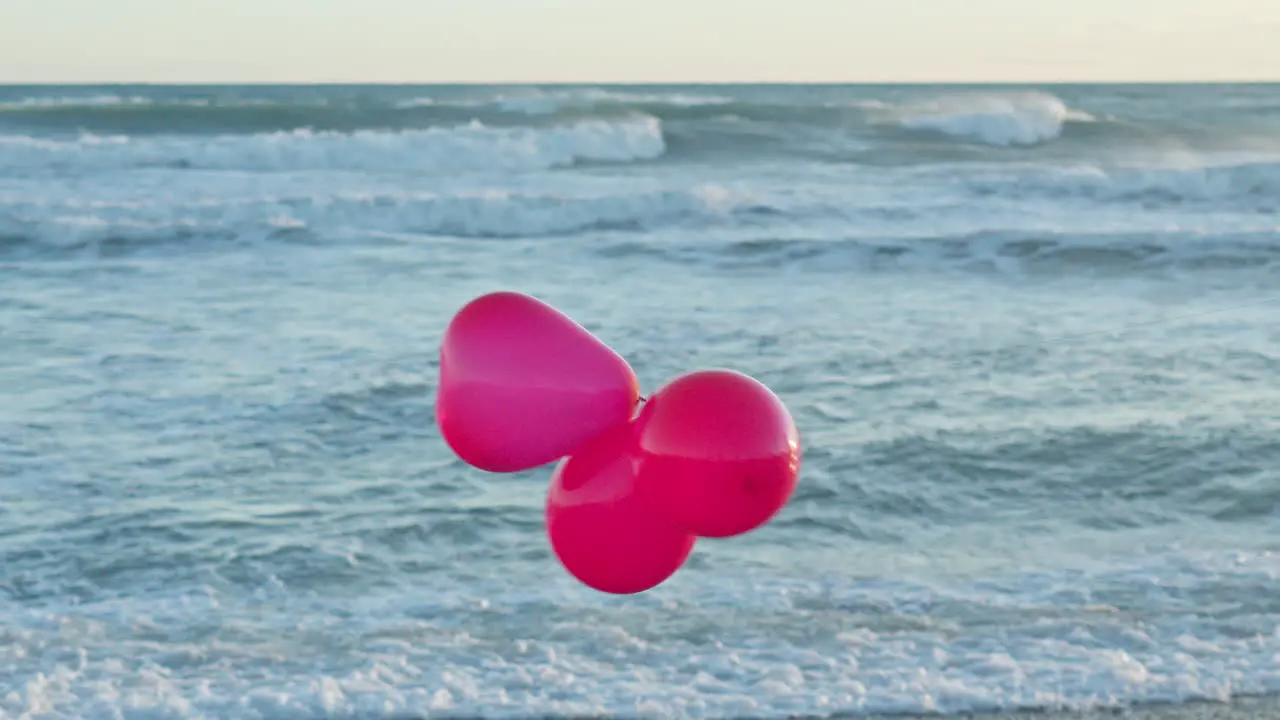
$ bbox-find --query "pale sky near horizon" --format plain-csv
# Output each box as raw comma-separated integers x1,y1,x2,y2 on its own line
3,0,1279,84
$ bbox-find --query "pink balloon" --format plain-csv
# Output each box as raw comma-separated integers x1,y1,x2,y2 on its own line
635,369,801,538
436,291,640,473
546,422,696,594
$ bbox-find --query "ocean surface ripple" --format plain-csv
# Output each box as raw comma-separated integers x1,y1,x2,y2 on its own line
2,83,1280,719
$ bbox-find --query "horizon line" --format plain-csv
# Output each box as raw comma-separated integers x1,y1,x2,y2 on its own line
3,79,1280,87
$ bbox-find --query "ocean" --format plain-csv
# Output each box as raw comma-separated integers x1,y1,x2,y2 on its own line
1,83,1279,719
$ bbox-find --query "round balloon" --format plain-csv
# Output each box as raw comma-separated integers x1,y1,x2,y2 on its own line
634,369,801,538
546,422,696,594
436,291,640,473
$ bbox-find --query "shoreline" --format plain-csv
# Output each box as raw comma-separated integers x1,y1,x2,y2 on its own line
397,697,1280,720
844,696,1280,720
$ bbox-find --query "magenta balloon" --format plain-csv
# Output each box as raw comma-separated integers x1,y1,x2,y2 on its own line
635,369,801,538
436,291,640,473
546,422,696,594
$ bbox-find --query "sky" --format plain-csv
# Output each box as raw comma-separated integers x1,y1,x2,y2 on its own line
3,0,1279,84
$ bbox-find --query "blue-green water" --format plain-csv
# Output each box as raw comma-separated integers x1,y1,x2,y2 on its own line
2,84,1280,718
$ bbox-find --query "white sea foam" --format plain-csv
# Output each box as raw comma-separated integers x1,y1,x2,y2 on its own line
895,92,1093,147
0,116,665,174
3,550,1280,719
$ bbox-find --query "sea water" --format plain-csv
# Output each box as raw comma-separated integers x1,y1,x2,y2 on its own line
2,83,1280,718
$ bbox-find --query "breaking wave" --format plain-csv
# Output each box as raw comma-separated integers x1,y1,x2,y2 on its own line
0,117,666,174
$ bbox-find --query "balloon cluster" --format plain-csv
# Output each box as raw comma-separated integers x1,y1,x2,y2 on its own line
435,291,802,594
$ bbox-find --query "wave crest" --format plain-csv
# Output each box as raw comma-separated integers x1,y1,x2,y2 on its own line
0,185,756,258
894,92,1092,147
0,116,665,174
967,158,1280,210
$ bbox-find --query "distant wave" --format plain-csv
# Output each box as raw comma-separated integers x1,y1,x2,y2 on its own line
0,185,764,258
0,90,743,135
600,228,1280,275
0,89,1091,148
6,88,1272,161
485,88,736,115
0,94,160,109
5,164,1279,267
0,89,736,114
891,92,1095,147
967,158,1280,210
0,116,665,173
